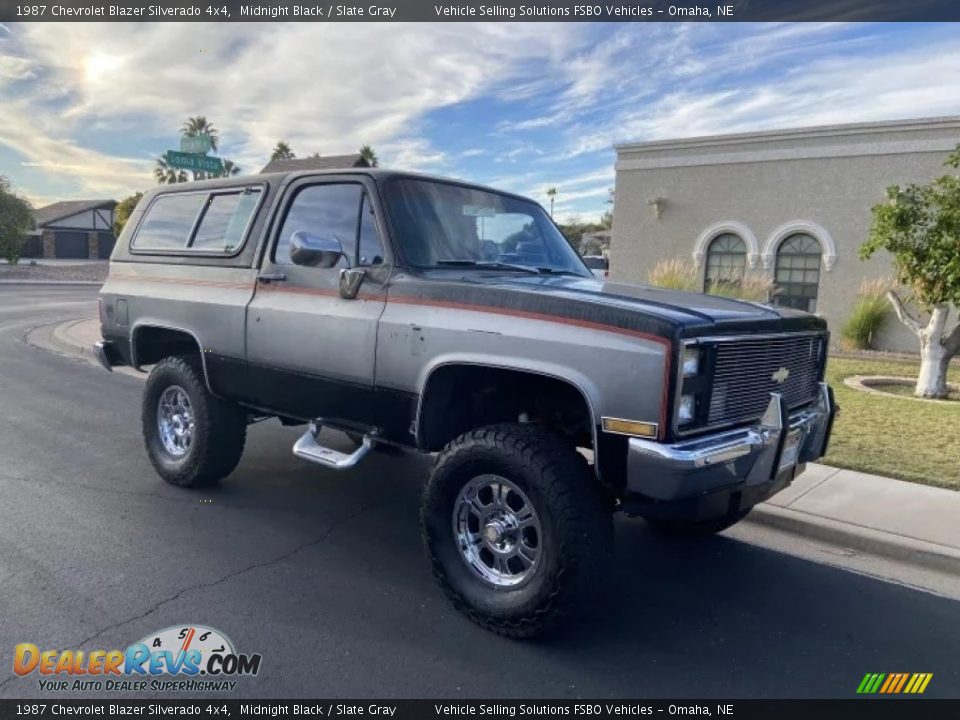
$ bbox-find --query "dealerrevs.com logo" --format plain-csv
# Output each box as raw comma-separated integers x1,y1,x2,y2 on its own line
13,625,262,693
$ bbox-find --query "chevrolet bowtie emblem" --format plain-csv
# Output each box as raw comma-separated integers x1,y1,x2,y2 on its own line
771,367,790,384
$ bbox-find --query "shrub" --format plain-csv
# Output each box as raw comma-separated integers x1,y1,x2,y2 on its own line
706,276,775,302
842,278,893,350
648,258,697,291
0,176,34,266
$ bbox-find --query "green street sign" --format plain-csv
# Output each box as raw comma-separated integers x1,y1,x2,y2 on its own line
166,150,223,174
180,135,213,154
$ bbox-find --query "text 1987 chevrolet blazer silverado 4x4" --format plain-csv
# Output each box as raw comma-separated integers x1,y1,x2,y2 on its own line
96,169,836,637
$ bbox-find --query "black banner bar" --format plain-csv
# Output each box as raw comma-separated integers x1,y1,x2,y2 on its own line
0,0,958,22
1,700,959,720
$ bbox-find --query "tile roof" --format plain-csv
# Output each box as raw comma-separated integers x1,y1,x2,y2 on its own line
260,154,369,174
34,199,117,228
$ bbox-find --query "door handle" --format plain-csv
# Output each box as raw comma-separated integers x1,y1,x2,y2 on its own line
257,272,287,284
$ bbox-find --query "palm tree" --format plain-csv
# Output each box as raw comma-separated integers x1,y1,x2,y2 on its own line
218,159,242,177
271,141,295,161
546,187,557,217
181,116,219,152
154,154,187,184
359,144,379,168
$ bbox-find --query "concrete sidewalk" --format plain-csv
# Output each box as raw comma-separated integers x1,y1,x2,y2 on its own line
36,316,960,575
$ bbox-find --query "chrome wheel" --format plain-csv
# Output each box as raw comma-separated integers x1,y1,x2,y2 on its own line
453,474,542,588
156,385,194,457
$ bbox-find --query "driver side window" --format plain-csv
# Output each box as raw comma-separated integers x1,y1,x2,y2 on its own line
275,183,385,268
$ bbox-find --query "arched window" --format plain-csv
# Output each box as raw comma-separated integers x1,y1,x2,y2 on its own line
704,233,747,292
774,233,821,312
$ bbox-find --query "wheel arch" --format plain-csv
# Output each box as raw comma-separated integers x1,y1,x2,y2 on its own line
130,322,214,394
415,357,601,473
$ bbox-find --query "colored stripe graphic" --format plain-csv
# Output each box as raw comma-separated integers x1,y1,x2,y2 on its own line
857,673,932,694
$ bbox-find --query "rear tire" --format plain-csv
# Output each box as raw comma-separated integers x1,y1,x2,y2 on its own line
421,423,613,638
645,508,751,536
142,356,247,488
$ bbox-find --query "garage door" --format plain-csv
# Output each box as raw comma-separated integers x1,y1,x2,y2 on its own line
53,231,88,259
98,234,116,259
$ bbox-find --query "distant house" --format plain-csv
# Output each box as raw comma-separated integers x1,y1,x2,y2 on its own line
580,229,612,257
260,154,369,174
26,199,118,259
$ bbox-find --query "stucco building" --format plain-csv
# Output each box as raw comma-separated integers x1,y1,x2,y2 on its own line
610,116,960,352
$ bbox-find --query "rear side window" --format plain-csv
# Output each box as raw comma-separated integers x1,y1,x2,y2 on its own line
193,191,260,253
132,188,262,253
133,194,205,250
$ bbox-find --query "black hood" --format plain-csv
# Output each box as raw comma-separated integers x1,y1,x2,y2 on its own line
391,271,826,340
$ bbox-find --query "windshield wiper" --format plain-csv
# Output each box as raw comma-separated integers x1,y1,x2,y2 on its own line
435,260,541,275
534,267,586,277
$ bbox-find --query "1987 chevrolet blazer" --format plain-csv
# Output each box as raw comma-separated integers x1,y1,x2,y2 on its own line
96,169,836,637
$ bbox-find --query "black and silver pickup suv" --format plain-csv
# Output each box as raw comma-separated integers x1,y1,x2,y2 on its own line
96,169,836,637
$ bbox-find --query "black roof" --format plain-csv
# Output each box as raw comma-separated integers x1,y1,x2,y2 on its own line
143,169,540,211
34,199,117,227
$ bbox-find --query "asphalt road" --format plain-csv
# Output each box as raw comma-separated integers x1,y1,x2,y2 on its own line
1,285,958,700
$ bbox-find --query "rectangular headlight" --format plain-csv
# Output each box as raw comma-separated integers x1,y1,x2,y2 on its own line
682,347,701,377
678,394,696,424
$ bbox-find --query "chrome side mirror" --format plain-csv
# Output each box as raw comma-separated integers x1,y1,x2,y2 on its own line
290,231,344,269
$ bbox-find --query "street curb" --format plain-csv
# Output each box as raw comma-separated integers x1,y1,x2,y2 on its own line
0,280,104,286
25,317,143,380
749,504,960,577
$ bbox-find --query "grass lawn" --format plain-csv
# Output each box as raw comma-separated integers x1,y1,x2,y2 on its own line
823,356,960,490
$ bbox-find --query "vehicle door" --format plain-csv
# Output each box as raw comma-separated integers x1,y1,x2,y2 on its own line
244,176,389,424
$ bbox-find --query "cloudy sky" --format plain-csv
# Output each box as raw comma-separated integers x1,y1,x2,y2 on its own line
1,21,959,220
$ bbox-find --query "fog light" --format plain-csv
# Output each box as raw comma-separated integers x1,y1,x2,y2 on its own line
682,347,701,377
678,394,696,424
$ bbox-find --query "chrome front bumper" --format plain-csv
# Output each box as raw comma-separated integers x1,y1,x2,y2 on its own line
626,383,836,504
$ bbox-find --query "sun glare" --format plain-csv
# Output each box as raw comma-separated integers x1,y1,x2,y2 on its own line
83,52,122,83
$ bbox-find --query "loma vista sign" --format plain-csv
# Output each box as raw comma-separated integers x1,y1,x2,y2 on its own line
165,150,223,174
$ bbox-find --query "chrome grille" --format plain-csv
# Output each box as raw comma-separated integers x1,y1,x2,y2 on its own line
707,334,824,427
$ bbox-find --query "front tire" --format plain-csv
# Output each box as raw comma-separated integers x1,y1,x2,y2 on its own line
421,423,613,638
142,356,247,488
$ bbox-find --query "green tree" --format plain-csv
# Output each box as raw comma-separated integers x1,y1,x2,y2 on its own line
358,144,378,167
0,176,34,265
359,144,379,167
114,192,144,236
860,143,960,398
216,159,242,178
271,141,295,161
154,154,188,184
600,187,614,229
546,187,557,217
181,116,219,152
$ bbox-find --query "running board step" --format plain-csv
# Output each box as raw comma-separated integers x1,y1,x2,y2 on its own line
293,423,374,471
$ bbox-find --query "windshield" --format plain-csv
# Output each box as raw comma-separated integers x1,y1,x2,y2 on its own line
383,178,590,275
